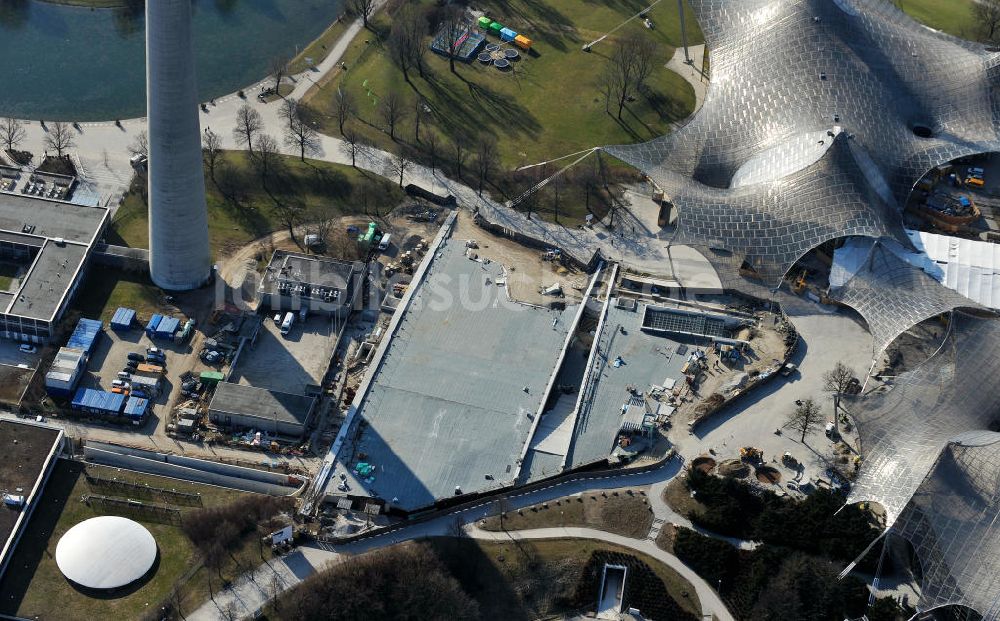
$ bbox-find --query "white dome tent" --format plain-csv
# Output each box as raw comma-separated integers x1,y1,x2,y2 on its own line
55,516,157,590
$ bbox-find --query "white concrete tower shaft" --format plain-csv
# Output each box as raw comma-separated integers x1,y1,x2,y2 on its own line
146,0,211,290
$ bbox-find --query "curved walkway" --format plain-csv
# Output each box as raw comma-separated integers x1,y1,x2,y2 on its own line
188,457,737,621
467,524,733,621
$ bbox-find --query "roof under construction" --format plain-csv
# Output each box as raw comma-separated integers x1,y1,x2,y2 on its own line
330,236,575,512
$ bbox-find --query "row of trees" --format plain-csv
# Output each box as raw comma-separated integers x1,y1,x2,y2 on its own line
0,117,76,159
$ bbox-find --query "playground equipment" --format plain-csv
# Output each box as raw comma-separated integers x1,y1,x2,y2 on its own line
479,16,533,50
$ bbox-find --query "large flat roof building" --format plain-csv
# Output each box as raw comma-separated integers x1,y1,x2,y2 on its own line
327,224,575,512
208,381,318,438
0,420,64,580
258,250,362,317
0,193,109,343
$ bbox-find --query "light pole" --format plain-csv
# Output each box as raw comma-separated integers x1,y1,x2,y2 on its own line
678,0,691,64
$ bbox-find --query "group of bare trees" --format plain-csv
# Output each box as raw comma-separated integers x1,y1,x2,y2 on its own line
0,117,75,160
972,0,1000,43
784,361,858,442
600,35,657,119
388,4,428,82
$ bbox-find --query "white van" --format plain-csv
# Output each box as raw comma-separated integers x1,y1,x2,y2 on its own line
378,234,391,252
280,312,295,335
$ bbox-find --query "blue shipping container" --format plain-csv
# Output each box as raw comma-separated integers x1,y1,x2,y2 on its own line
123,396,149,419
110,307,136,331
155,317,180,339
500,27,517,41
71,388,125,415
67,318,102,357
145,314,163,335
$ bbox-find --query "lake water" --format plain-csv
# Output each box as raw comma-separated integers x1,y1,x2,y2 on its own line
0,0,345,121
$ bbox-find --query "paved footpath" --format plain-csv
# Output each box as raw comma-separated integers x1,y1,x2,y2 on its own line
10,9,719,287
188,454,741,621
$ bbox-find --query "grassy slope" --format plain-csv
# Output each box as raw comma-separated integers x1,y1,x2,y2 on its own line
427,537,702,619
307,0,702,169
109,152,404,255
897,0,977,39
0,461,248,621
481,491,654,538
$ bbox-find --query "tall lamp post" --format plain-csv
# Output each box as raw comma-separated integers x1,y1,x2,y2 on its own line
678,0,691,64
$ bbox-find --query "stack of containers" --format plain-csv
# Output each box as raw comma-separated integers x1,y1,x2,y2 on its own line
155,316,180,340
145,314,163,337
71,388,125,416
67,318,102,361
110,307,136,331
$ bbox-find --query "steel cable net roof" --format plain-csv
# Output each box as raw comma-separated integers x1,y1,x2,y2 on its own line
602,0,1000,291
846,312,1000,527
892,431,1000,620
829,240,986,354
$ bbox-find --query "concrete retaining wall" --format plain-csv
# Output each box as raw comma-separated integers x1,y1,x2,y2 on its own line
84,441,303,496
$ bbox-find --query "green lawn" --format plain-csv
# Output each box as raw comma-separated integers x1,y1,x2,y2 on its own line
289,19,350,74
307,0,701,170
897,0,978,39
109,152,405,257
70,269,164,323
0,460,249,621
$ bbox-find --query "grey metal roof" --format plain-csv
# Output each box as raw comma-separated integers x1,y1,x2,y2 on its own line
892,431,1000,620
566,302,688,469
847,312,1000,526
0,194,107,245
209,382,316,427
603,0,1000,290
332,239,574,511
829,240,986,354
7,241,88,320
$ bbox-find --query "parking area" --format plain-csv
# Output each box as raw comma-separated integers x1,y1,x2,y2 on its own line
77,325,195,418
228,315,336,395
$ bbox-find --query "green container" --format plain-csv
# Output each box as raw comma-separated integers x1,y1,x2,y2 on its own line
489,21,503,34
478,16,491,28
200,371,225,386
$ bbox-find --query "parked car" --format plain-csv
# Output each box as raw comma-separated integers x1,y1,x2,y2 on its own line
111,379,126,388
127,352,145,362
117,371,131,380
125,360,139,370
18,344,36,354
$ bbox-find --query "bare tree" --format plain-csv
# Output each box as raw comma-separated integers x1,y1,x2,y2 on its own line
473,137,497,197
128,129,148,159
202,127,223,183
823,361,856,434
341,128,364,167
974,0,1000,43
379,91,407,140
281,98,320,161
414,99,426,143
389,149,410,187
389,5,428,82
425,131,440,172
451,136,467,180
333,88,355,136
269,572,284,610
269,54,290,93
784,397,823,443
601,35,657,119
349,0,376,28
440,6,465,75
271,194,306,247
0,117,25,153
43,121,75,158
233,104,263,153
253,134,283,188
